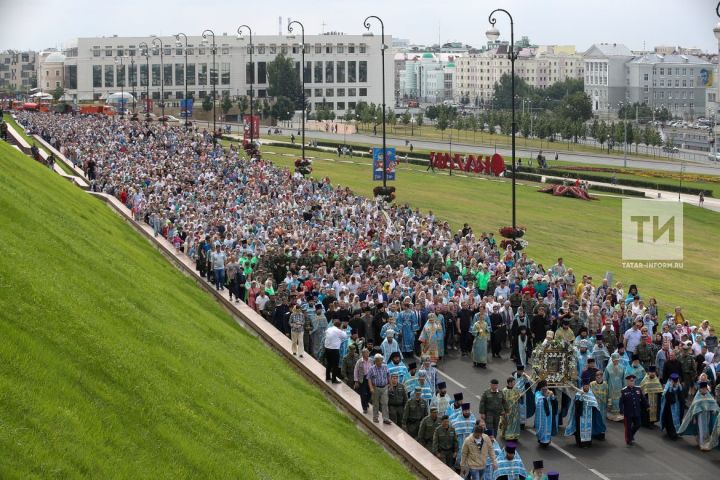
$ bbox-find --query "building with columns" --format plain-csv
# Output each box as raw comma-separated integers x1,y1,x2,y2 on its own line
59,32,394,115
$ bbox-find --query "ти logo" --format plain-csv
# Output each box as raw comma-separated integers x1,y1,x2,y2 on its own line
622,199,683,263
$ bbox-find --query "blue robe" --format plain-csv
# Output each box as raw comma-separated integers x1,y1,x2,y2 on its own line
387,361,409,384
380,321,399,340
484,441,523,480
678,391,720,447
565,390,602,442
534,391,558,444
380,339,401,363
513,373,536,424
492,457,527,480
397,310,417,353
576,352,591,386
660,382,684,435
624,364,646,385
451,413,476,467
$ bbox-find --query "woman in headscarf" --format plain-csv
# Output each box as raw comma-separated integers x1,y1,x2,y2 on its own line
604,352,626,422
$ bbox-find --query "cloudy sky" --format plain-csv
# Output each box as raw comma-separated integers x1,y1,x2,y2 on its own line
0,0,717,53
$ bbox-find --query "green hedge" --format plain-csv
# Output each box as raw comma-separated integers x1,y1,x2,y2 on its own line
516,166,711,197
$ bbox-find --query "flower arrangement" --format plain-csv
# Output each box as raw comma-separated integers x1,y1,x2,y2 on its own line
294,158,313,176
499,226,526,239
373,186,396,203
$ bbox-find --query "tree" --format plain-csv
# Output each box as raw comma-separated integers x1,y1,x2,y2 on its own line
220,93,233,115
267,53,303,109
590,118,599,143
261,99,272,119
425,105,438,122
51,85,65,103
270,96,295,122
492,73,532,109
596,121,608,147
237,96,249,115
202,95,213,112
415,113,424,131
436,114,449,139
400,111,411,126
556,91,592,123
520,113,531,139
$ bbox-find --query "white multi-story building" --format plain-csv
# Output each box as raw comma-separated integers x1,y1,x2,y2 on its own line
398,52,457,102
60,32,394,115
453,45,584,105
0,50,38,92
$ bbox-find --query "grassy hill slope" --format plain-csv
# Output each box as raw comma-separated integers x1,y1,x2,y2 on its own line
0,141,412,480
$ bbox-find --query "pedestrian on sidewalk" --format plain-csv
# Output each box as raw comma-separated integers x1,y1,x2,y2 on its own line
699,192,704,207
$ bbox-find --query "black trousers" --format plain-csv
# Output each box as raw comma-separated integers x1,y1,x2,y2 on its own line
325,348,340,381
624,415,641,443
358,378,371,411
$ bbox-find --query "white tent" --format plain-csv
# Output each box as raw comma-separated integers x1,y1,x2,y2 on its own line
106,92,136,104
29,92,53,99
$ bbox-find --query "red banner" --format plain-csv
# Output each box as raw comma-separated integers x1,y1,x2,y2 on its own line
243,114,260,145
429,152,506,176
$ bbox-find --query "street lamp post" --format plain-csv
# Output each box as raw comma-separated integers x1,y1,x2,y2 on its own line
202,29,217,144
287,20,306,160
363,15,388,189
237,25,254,145
130,56,136,115
115,56,124,118
151,37,165,119
175,33,190,126
619,101,628,168
139,42,150,119
487,8,519,230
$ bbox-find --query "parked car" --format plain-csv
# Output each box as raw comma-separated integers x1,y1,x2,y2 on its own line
662,145,680,153
708,152,720,162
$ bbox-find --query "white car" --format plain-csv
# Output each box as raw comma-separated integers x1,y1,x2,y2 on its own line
708,152,720,162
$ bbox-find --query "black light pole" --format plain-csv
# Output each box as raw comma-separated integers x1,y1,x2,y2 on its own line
287,20,306,160
363,15,388,188
175,32,190,126
130,56,136,115
237,25,254,145
202,29,217,144
139,42,150,119
487,9,518,230
151,37,165,118
115,56,124,118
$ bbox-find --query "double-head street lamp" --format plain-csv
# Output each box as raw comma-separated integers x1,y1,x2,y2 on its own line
139,42,150,119
151,37,165,118
175,32,190,126
486,8,519,230
287,20,306,160
237,25,255,145
130,56,136,115
363,15,388,188
201,29,217,144
114,55,125,118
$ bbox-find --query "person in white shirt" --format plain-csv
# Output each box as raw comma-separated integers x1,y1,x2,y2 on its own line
324,319,347,384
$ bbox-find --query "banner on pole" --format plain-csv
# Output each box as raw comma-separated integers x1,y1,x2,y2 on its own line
372,147,396,181
180,99,193,118
243,114,260,144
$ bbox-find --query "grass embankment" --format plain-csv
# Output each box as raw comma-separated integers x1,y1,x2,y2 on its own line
3,113,75,175
260,145,720,326
0,141,412,480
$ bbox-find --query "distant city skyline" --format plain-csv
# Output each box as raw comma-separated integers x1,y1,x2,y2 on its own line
0,0,717,54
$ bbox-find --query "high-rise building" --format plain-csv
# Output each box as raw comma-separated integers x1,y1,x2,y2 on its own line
0,50,38,92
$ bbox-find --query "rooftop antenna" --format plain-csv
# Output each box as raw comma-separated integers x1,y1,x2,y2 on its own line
322,21,327,34
278,16,282,36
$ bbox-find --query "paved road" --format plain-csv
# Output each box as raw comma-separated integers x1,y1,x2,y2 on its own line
262,127,720,176
429,350,720,479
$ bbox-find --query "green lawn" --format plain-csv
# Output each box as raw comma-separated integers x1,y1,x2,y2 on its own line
0,141,413,480
262,145,720,326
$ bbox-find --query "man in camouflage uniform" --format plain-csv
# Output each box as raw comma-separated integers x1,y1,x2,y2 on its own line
403,387,428,437
432,415,457,467
387,373,407,424
679,341,697,401
417,406,442,449
478,379,508,435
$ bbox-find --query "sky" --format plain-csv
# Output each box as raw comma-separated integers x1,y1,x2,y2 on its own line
0,0,718,53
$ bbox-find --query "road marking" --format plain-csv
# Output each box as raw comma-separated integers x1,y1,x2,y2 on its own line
526,429,576,459
437,370,467,390
589,469,611,480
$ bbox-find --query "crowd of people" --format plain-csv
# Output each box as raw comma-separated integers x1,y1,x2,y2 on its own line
12,110,720,480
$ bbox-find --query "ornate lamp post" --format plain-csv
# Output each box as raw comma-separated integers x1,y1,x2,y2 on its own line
486,8,518,230
175,32,190,126
202,29,217,144
139,42,150,119
363,15,388,188
287,20,306,160
237,25,255,145
151,37,165,119
114,56,125,118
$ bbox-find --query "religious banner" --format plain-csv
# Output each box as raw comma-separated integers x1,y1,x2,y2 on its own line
429,151,506,176
373,147,396,181
180,99,193,118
